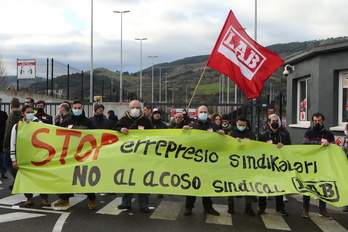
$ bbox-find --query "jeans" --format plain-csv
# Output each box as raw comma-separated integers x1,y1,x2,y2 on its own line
0,151,7,175
303,195,326,210
3,152,17,178
121,193,149,208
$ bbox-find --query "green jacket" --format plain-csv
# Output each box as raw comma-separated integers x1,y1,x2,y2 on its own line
3,109,21,153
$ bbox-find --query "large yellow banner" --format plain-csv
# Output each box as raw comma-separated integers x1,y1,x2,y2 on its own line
13,121,348,206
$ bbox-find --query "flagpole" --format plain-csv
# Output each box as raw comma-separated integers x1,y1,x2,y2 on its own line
186,66,207,109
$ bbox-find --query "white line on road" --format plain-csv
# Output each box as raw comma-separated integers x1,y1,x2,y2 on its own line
206,204,232,226
0,194,38,205
52,212,71,232
261,209,291,231
0,212,46,223
96,197,123,215
309,212,348,232
150,200,184,221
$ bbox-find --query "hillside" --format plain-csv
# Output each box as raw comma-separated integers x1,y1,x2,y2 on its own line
5,36,348,105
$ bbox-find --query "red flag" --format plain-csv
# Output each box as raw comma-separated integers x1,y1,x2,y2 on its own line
206,10,284,99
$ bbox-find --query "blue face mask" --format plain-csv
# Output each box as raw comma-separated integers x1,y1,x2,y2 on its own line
72,109,83,116
237,125,246,131
57,111,62,117
26,113,35,121
198,113,208,121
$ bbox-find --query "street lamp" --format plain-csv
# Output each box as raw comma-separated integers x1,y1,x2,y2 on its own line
148,56,158,103
90,0,94,103
157,67,164,102
114,10,130,102
135,38,147,100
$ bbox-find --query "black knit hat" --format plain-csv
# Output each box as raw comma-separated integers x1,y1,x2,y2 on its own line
94,102,104,112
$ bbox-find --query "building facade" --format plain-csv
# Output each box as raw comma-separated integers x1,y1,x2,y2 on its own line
285,41,348,144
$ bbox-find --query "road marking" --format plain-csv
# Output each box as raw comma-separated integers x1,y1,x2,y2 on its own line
309,212,348,232
261,209,291,231
96,198,136,215
52,212,71,232
0,212,46,223
47,194,87,210
150,200,183,221
96,197,123,215
0,194,38,205
206,204,232,225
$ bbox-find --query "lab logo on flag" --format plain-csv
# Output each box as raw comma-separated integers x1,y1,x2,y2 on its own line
218,26,266,80
207,10,284,99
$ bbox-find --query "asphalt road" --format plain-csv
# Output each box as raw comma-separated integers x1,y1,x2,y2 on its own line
0,175,347,232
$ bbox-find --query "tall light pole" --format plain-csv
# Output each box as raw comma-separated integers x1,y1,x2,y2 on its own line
90,0,94,103
148,56,158,103
158,67,164,102
135,38,147,100
114,10,130,102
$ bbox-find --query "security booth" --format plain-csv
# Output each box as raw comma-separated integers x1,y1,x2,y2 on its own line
285,41,348,144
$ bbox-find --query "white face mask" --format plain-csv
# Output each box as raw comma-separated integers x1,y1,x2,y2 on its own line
198,113,208,121
130,108,141,118
345,131,348,136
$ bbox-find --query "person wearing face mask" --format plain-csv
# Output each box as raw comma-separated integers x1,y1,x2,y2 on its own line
89,102,112,129
258,114,290,217
35,100,53,124
55,102,71,126
227,115,256,216
301,112,334,219
56,100,97,210
221,114,233,135
182,105,224,217
113,100,153,212
10,105,51,207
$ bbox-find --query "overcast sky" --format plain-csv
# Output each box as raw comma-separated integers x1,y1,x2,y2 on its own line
1,0,347,76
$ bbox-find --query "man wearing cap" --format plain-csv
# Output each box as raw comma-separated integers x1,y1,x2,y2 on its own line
151,108,168,129
89,102,113,129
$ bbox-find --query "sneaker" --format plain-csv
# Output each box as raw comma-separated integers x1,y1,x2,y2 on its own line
204,208,220,216
88,200,97,210
54,199,69,207
227,203,234,214
140,206,150,212
318,210,332,220
25,197,34,206
1,174,8,179
301,207,309,218
258,207,265,215
244,205,255,216
41,198,51,207
283,195,288,202
117,204,131,210
276,209,289,216
183,208,192,216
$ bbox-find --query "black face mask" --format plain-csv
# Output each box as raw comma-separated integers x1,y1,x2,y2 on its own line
37,108,44,114
314,123,324,131
271,122,279,129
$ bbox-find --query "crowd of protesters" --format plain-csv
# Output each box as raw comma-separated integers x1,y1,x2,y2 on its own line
0,99,345,220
